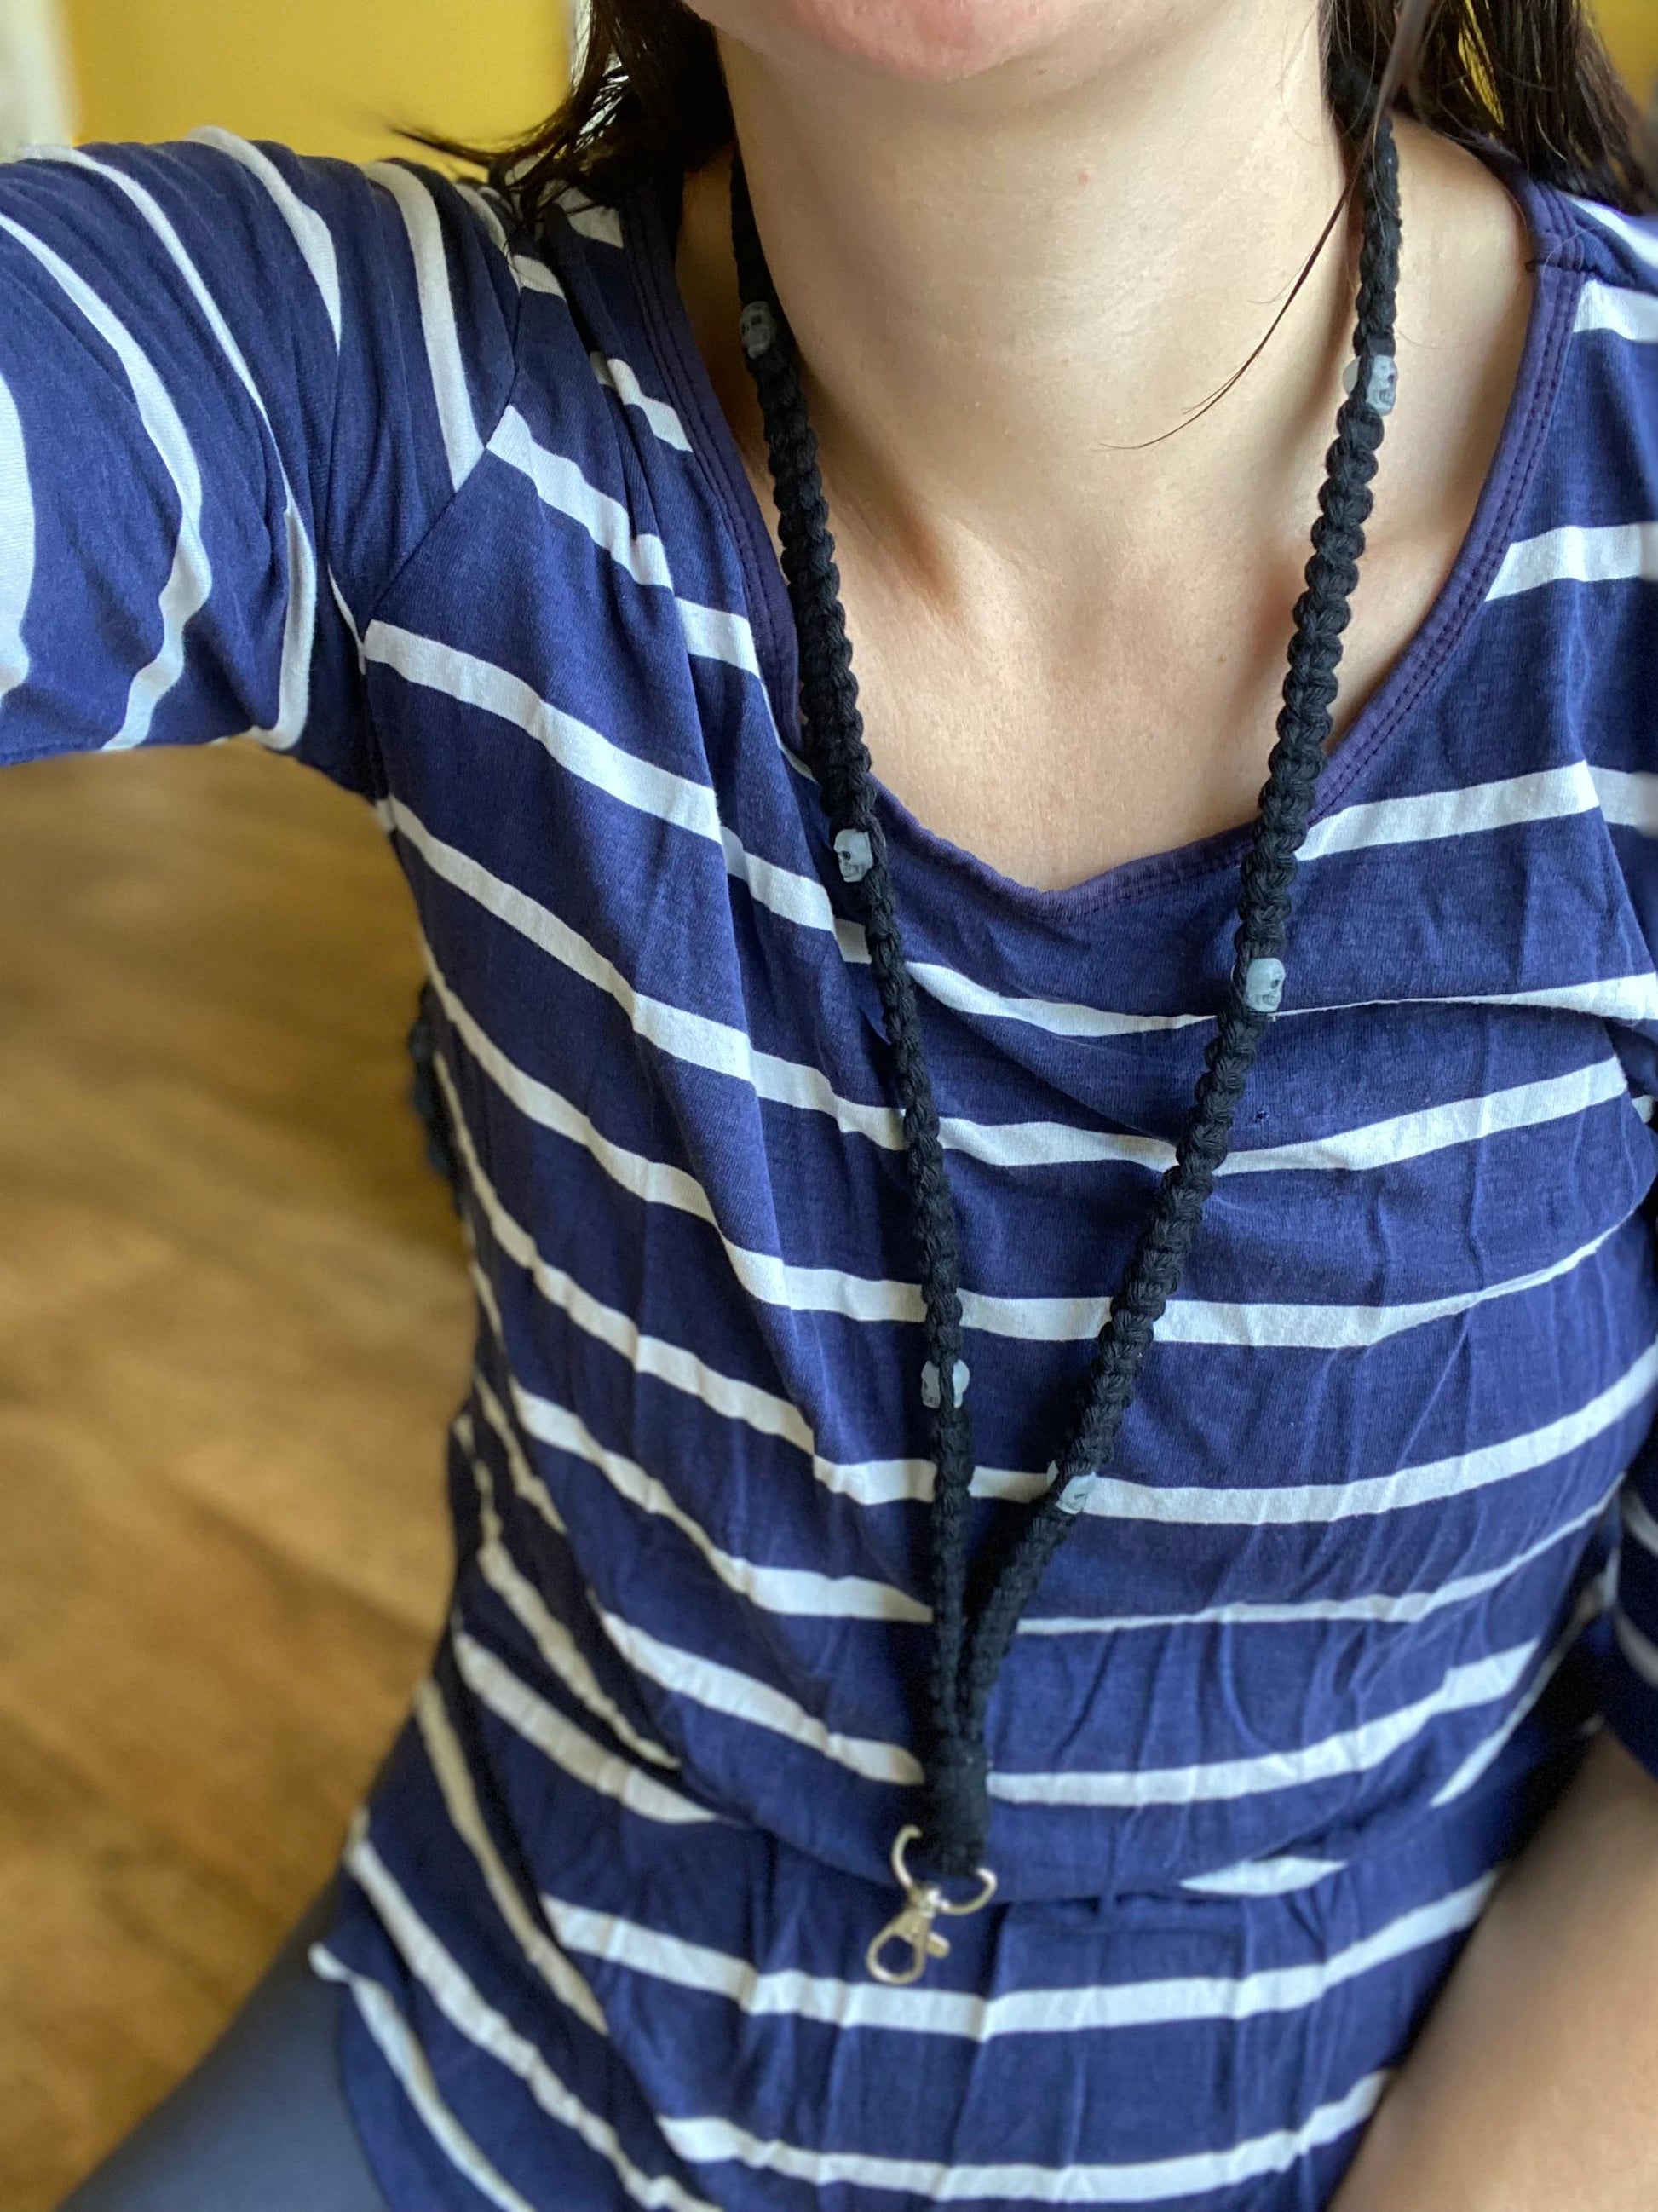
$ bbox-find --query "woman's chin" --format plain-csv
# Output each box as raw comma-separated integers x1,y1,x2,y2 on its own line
700,0,1079,82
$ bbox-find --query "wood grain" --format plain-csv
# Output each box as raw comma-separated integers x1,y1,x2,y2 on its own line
0,740,472,2208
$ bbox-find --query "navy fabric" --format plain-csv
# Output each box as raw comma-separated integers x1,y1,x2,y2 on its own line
6,134,1658,2209
57,1888,387,2212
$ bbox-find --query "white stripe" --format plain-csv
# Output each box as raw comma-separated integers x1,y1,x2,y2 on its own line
460,1417,680,1766
392,793,1204,1177
453,1624,722,1827
504,1371,928,1623
943,1115,1170,1172
310,1947,540,2212
717,824,867,955
1432,1572,1610,1806
46,147,316,749
368,631,1658,1050
1083,1335,1658,1527
451,179,570,301
389,796,899,1149
462,1223,921,1519
328,567,364,663
1614,1607,1658,1691
1487,520,1658,602
1226,740,1658,890
1575,279,1658,344
389,838,1635,1184
366,631,1658,1071
1572,199,1658,279
1506,973,1658,1022
457,1121,916,1538
339,1820,718,2212
1021,1645,1542,1812
412,1678,609,2032
1181,1854,1347,1898
509,250,567,297
368,622,722,838
446,1076,850,1479
458,182,567,300
186,129,343,344
453,177,509,251
1621,1486,1658,1562
557,190,625,248
924,965,1658,1059
1292,973,1658,1028
1314,976,1658,1025
412,976,756,1279
472,1365,567,1537
675,597,763,675
0,366,32,702
915,942,1658,1052
592,1607,924,1786
469,1241,507,1339
657,2071,1387,2205
423,951,924,1328
366,164,483,487
1637,1094,1656,1125
488,406,673,587
1298,762,1598,861
1029,1479,1619,1633
596,1615,1532,1813
1220,1057,1633,1178
458,268,732,669
910,959,1201,1039
958,1058,1632,1178
0,210,210,747
977,1220,1617,1352
433,937,1617,1351
991,1643,1538,1810
1590,764,1658,835
543,1874,1488,2039
590,351,692,451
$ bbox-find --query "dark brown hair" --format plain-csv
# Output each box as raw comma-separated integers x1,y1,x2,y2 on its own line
469,0,1655,225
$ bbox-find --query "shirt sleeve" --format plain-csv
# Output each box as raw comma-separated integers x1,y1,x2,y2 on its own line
0,134,521,792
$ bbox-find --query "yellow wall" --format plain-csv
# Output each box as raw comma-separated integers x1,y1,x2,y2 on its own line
53,0,1658,167
63,0,569,160
1594,0,1658,104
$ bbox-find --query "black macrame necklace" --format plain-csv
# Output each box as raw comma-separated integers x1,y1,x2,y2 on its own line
729,114,1402,1986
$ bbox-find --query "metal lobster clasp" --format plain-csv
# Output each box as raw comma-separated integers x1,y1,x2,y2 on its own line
865,1824,998,1987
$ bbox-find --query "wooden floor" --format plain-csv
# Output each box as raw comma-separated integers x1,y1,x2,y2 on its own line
0,743,473,2209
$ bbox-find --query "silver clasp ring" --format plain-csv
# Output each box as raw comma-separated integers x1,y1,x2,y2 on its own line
865,1824,998,1986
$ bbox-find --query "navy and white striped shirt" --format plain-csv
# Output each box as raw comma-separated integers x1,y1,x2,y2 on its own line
5,133,1658,2211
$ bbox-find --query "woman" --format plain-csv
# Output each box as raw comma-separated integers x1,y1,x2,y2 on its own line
15,0,1658,2205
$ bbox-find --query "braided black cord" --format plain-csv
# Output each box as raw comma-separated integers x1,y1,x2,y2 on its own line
960,119,1403,1757
730,170,981,1734
733,120,1402,1881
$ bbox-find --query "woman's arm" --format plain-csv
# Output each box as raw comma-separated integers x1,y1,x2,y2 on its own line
1332,1728,1658,2211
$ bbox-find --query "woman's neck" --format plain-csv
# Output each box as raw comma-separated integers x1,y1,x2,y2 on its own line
703,2,1356,569
675,6,1531,893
